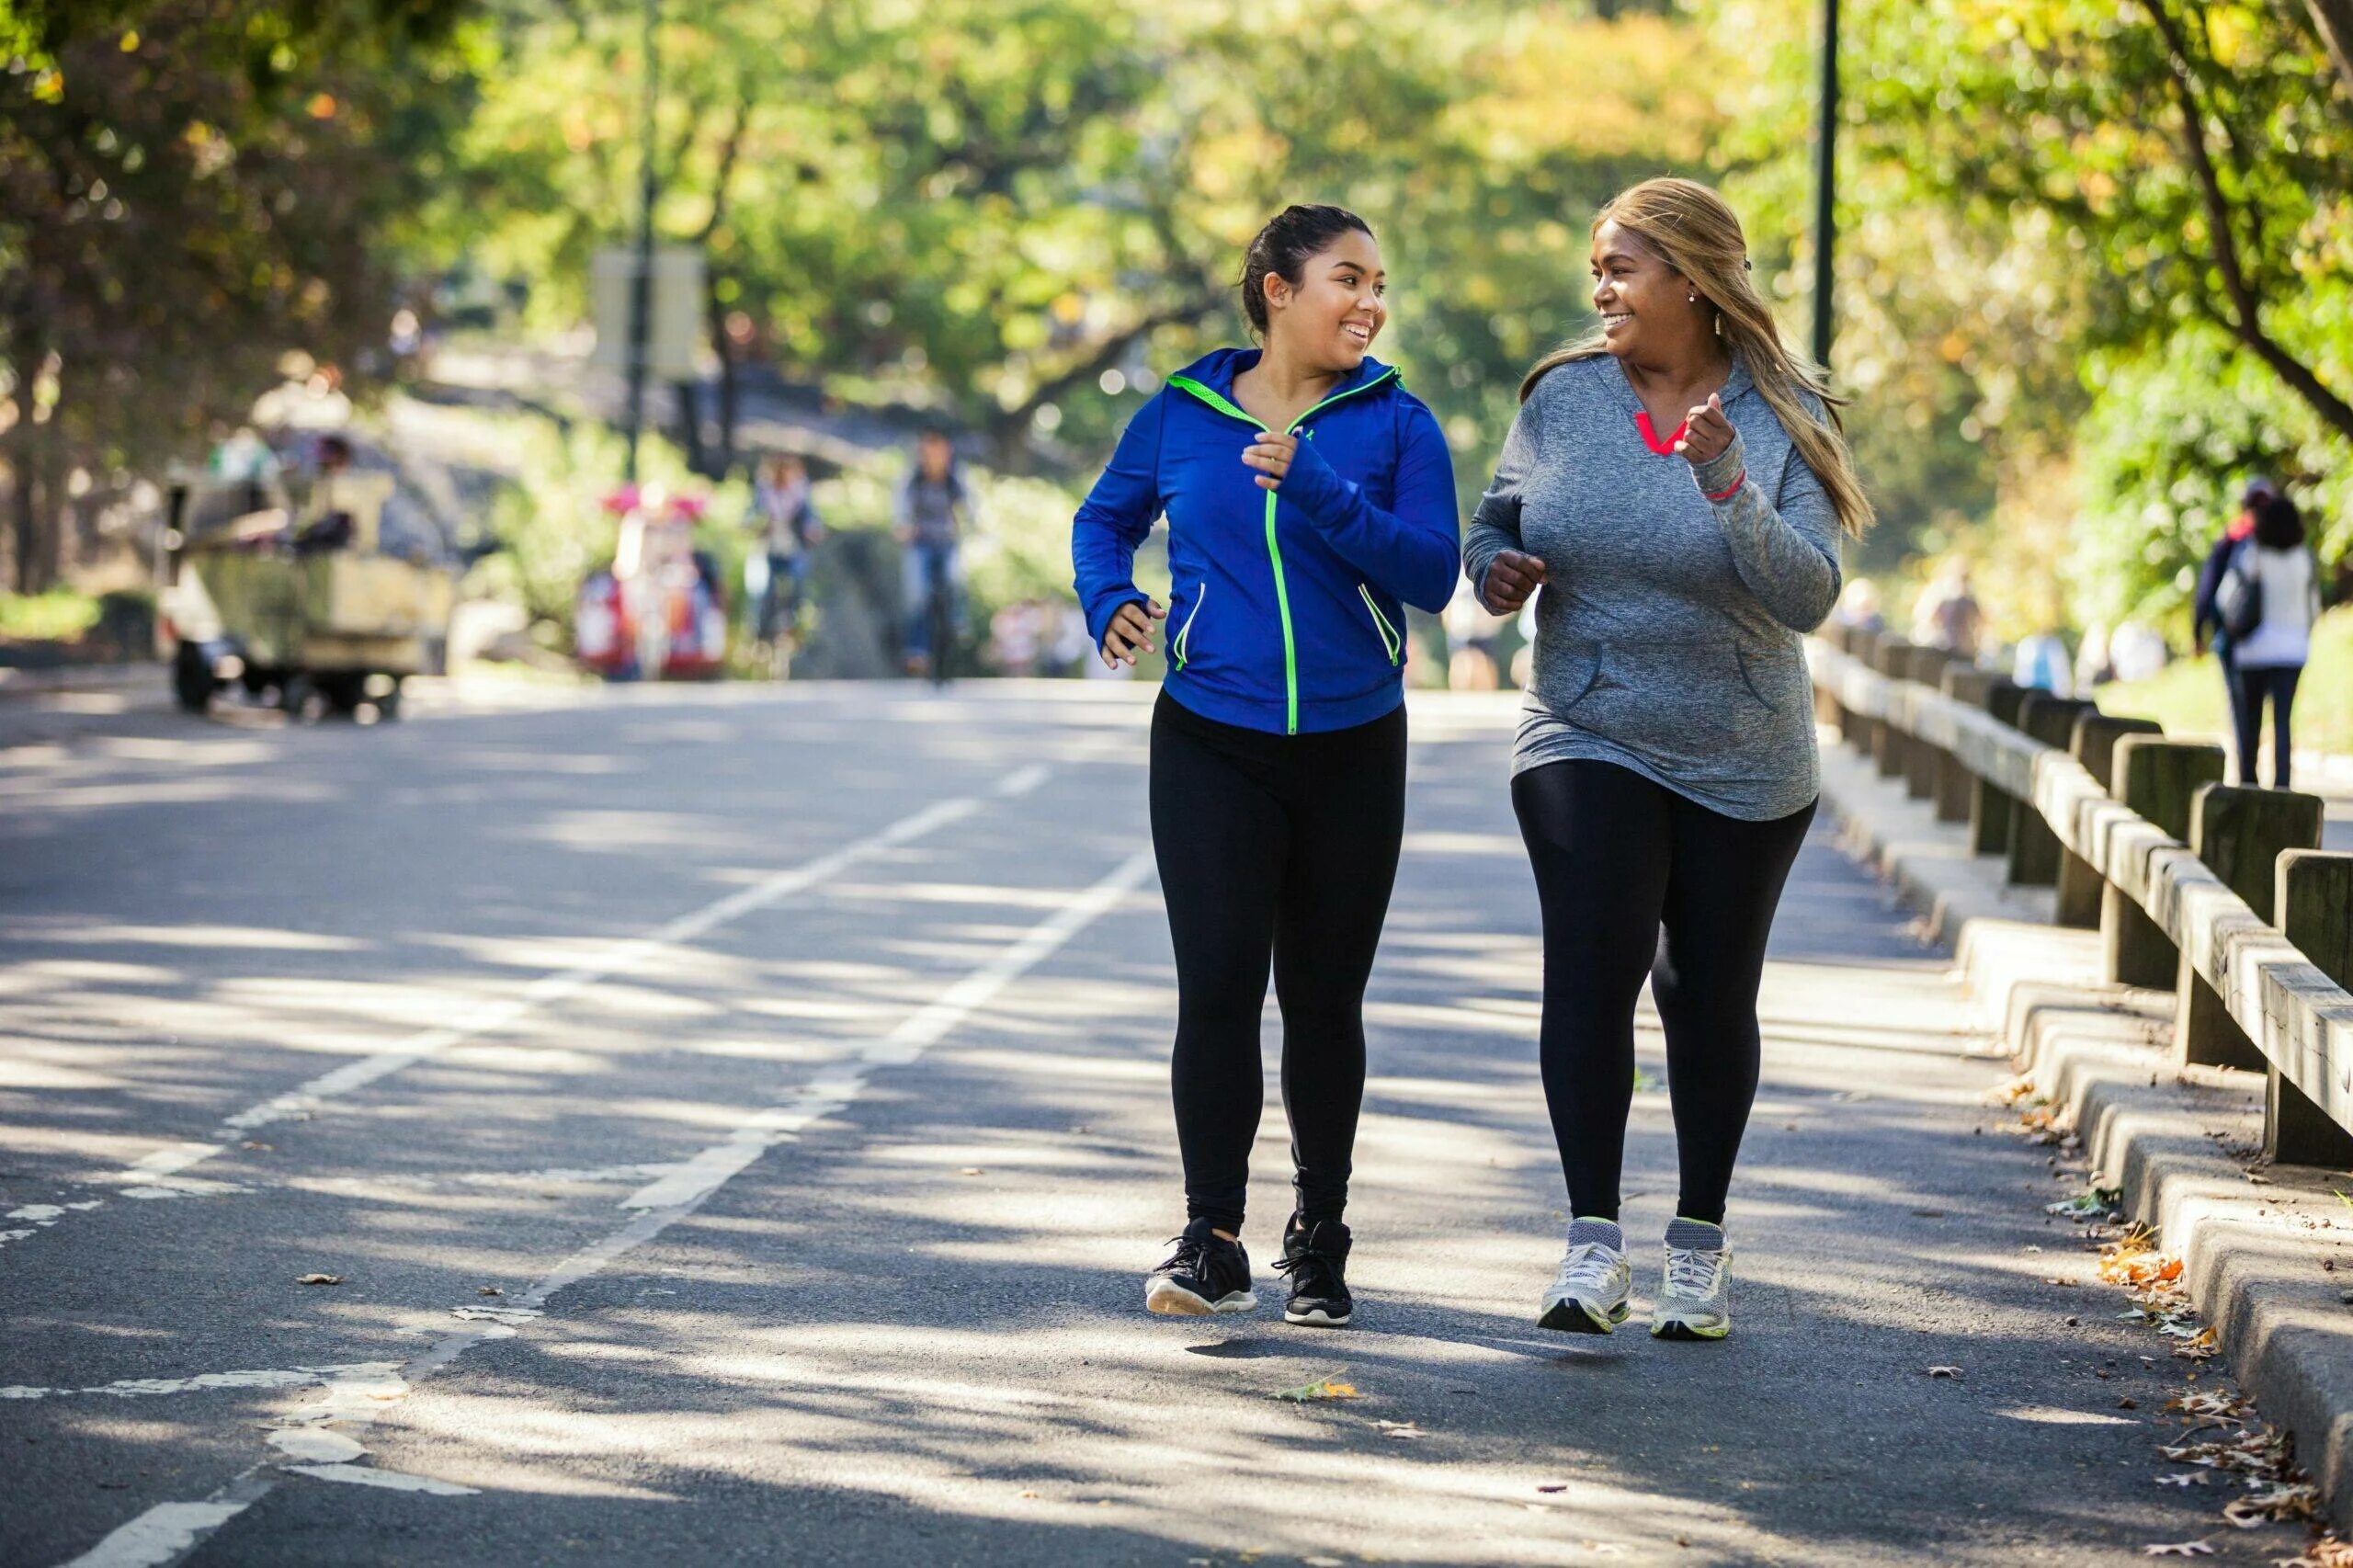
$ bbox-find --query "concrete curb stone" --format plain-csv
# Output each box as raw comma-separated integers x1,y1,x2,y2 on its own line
1819,737,2353,1530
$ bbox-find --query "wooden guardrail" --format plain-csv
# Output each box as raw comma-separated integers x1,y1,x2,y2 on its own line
1809,630,2353,1166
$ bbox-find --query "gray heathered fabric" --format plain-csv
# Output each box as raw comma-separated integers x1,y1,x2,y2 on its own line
1463,352,1844,821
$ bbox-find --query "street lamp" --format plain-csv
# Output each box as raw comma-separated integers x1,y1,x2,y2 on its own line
1811,0,1838,372
622,0,660,483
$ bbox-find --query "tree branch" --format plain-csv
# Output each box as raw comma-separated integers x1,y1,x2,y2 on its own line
2143,0,2353,442
2303,0,2353,103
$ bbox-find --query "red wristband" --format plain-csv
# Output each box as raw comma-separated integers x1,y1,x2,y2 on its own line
1703,469,1745,503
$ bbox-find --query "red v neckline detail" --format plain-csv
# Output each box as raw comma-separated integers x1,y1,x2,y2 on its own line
1634,411,1688,456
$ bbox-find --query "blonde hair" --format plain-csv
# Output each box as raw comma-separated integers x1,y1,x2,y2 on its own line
1520,177,1874,539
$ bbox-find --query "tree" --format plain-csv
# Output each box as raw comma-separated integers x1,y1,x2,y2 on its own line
0,0,477,589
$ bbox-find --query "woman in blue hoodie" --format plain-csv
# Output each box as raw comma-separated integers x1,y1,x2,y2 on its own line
1071,204,1461,1328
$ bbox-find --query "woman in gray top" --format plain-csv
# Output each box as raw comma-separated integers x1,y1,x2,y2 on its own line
1464,176,1871,1342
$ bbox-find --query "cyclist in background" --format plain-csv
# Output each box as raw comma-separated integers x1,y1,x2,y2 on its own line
896,428,970,676
749,453,823,668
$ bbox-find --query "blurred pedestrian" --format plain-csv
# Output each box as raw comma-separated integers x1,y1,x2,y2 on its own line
1909,560,1982,657
895,428,970,675
1465,176,1863,1344
2013,631,2072,695
750,453,823,647
2225,493,2321,787
1071,202,1460,1331
2193,477,2278,753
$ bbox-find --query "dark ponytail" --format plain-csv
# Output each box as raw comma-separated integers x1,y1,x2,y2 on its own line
2253,494,2306,550
1238,204,1375,337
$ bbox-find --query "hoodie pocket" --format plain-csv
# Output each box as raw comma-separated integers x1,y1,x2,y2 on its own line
1172,582,1208,671
1358,584,1402,667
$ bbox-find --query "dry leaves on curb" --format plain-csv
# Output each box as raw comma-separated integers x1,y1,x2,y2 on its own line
2172,1326,2222,1362
2222,1482,2317,1528
2272,1534,2353,1567
295,1273,342,1286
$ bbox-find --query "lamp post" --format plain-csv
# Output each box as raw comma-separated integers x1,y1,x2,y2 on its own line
622,0,660,483
1811,0,1838,371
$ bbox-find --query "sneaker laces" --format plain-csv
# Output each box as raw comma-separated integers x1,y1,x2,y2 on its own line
1554,1241,1621,1292
1664,1245,1725,1299
1273,1232,1344,1297
1156,1233,1208,1277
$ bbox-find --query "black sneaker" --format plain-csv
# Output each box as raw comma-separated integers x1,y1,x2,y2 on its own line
1275,1215,1354,1328
1145,1220,1257,1316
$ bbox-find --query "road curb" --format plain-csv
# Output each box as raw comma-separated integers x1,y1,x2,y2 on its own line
1819,740,2353,1530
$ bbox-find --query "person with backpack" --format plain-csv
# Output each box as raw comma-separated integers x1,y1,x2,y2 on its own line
2219,494,2323,788
1465,177,1869,1342
2193,477,2279,762
1070,203,1460,1329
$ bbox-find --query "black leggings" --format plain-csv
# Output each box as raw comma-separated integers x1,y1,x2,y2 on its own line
2233,664,2302,788
1150,692,1406,1236
1511,759,1813,1226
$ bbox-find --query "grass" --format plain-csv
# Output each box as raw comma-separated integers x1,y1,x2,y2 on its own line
2096,605,2353,756
0,588,104,643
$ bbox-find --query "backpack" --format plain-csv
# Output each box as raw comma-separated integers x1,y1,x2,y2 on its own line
2215,540,2264,641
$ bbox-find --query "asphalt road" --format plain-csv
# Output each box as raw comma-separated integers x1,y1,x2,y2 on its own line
0,676,2313,1566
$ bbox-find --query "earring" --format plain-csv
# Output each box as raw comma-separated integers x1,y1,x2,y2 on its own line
1688,292,1699,303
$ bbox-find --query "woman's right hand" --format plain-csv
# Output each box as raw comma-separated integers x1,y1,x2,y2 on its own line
1480,550,1548,614
1100,598,1166,667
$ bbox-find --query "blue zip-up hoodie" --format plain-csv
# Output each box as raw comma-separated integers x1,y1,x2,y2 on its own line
1070,348,1461,735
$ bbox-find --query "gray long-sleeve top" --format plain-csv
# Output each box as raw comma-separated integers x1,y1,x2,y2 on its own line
1463,351,1844,820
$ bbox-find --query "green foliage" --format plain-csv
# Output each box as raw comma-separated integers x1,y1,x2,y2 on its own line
2070,325,2353,629
0,586,101,642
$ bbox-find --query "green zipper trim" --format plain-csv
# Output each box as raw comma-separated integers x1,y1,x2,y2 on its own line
1358,584,1400,666
1173,581,1204,671
1166,366,1402,734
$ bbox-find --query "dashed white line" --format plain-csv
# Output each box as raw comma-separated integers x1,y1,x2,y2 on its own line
51,843,1154,1568
17,765,1052,1252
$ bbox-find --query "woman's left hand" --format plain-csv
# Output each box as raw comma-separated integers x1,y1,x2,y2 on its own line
1673,393,1735,468
1242,431,1298,491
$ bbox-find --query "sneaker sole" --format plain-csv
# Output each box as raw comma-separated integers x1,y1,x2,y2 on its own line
1145,1278,1257,1316
1649,1315,1729,1341
1538,1299,1630,1335
1284,1303,1352,1328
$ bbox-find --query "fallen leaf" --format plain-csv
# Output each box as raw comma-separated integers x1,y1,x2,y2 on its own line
1275,1376,1358,1402
2173,1327,2221,1362
1373,1420,1426,1440
2142,1543,2214,1558
1926,1366,1962,1379
959,1167,984,1176
2118,1397,2139,1409
1537,1483,1568,1494
2154,1472,2206,1487
1019,1491,1039,1500
476,1287,503,1297
296,1274,342,1286
240,1141,271,1152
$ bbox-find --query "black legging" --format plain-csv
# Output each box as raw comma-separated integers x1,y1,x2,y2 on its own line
2233,664,2302,788
1150,691,1406,1236
1511,759,1813,1226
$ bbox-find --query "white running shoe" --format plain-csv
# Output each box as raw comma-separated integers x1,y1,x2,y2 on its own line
1650,1217,1732,1341
1539,1225,1632,1335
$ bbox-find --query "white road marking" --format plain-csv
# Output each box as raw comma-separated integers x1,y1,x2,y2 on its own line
62,1505,247,1568
49,845,1154,1568
279,1465,479,1495
25,767,1055,1250
3,1362,399,1402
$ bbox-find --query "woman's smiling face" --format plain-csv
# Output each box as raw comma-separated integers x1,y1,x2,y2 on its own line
1590,219,1688,360
1268,227,1388,370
